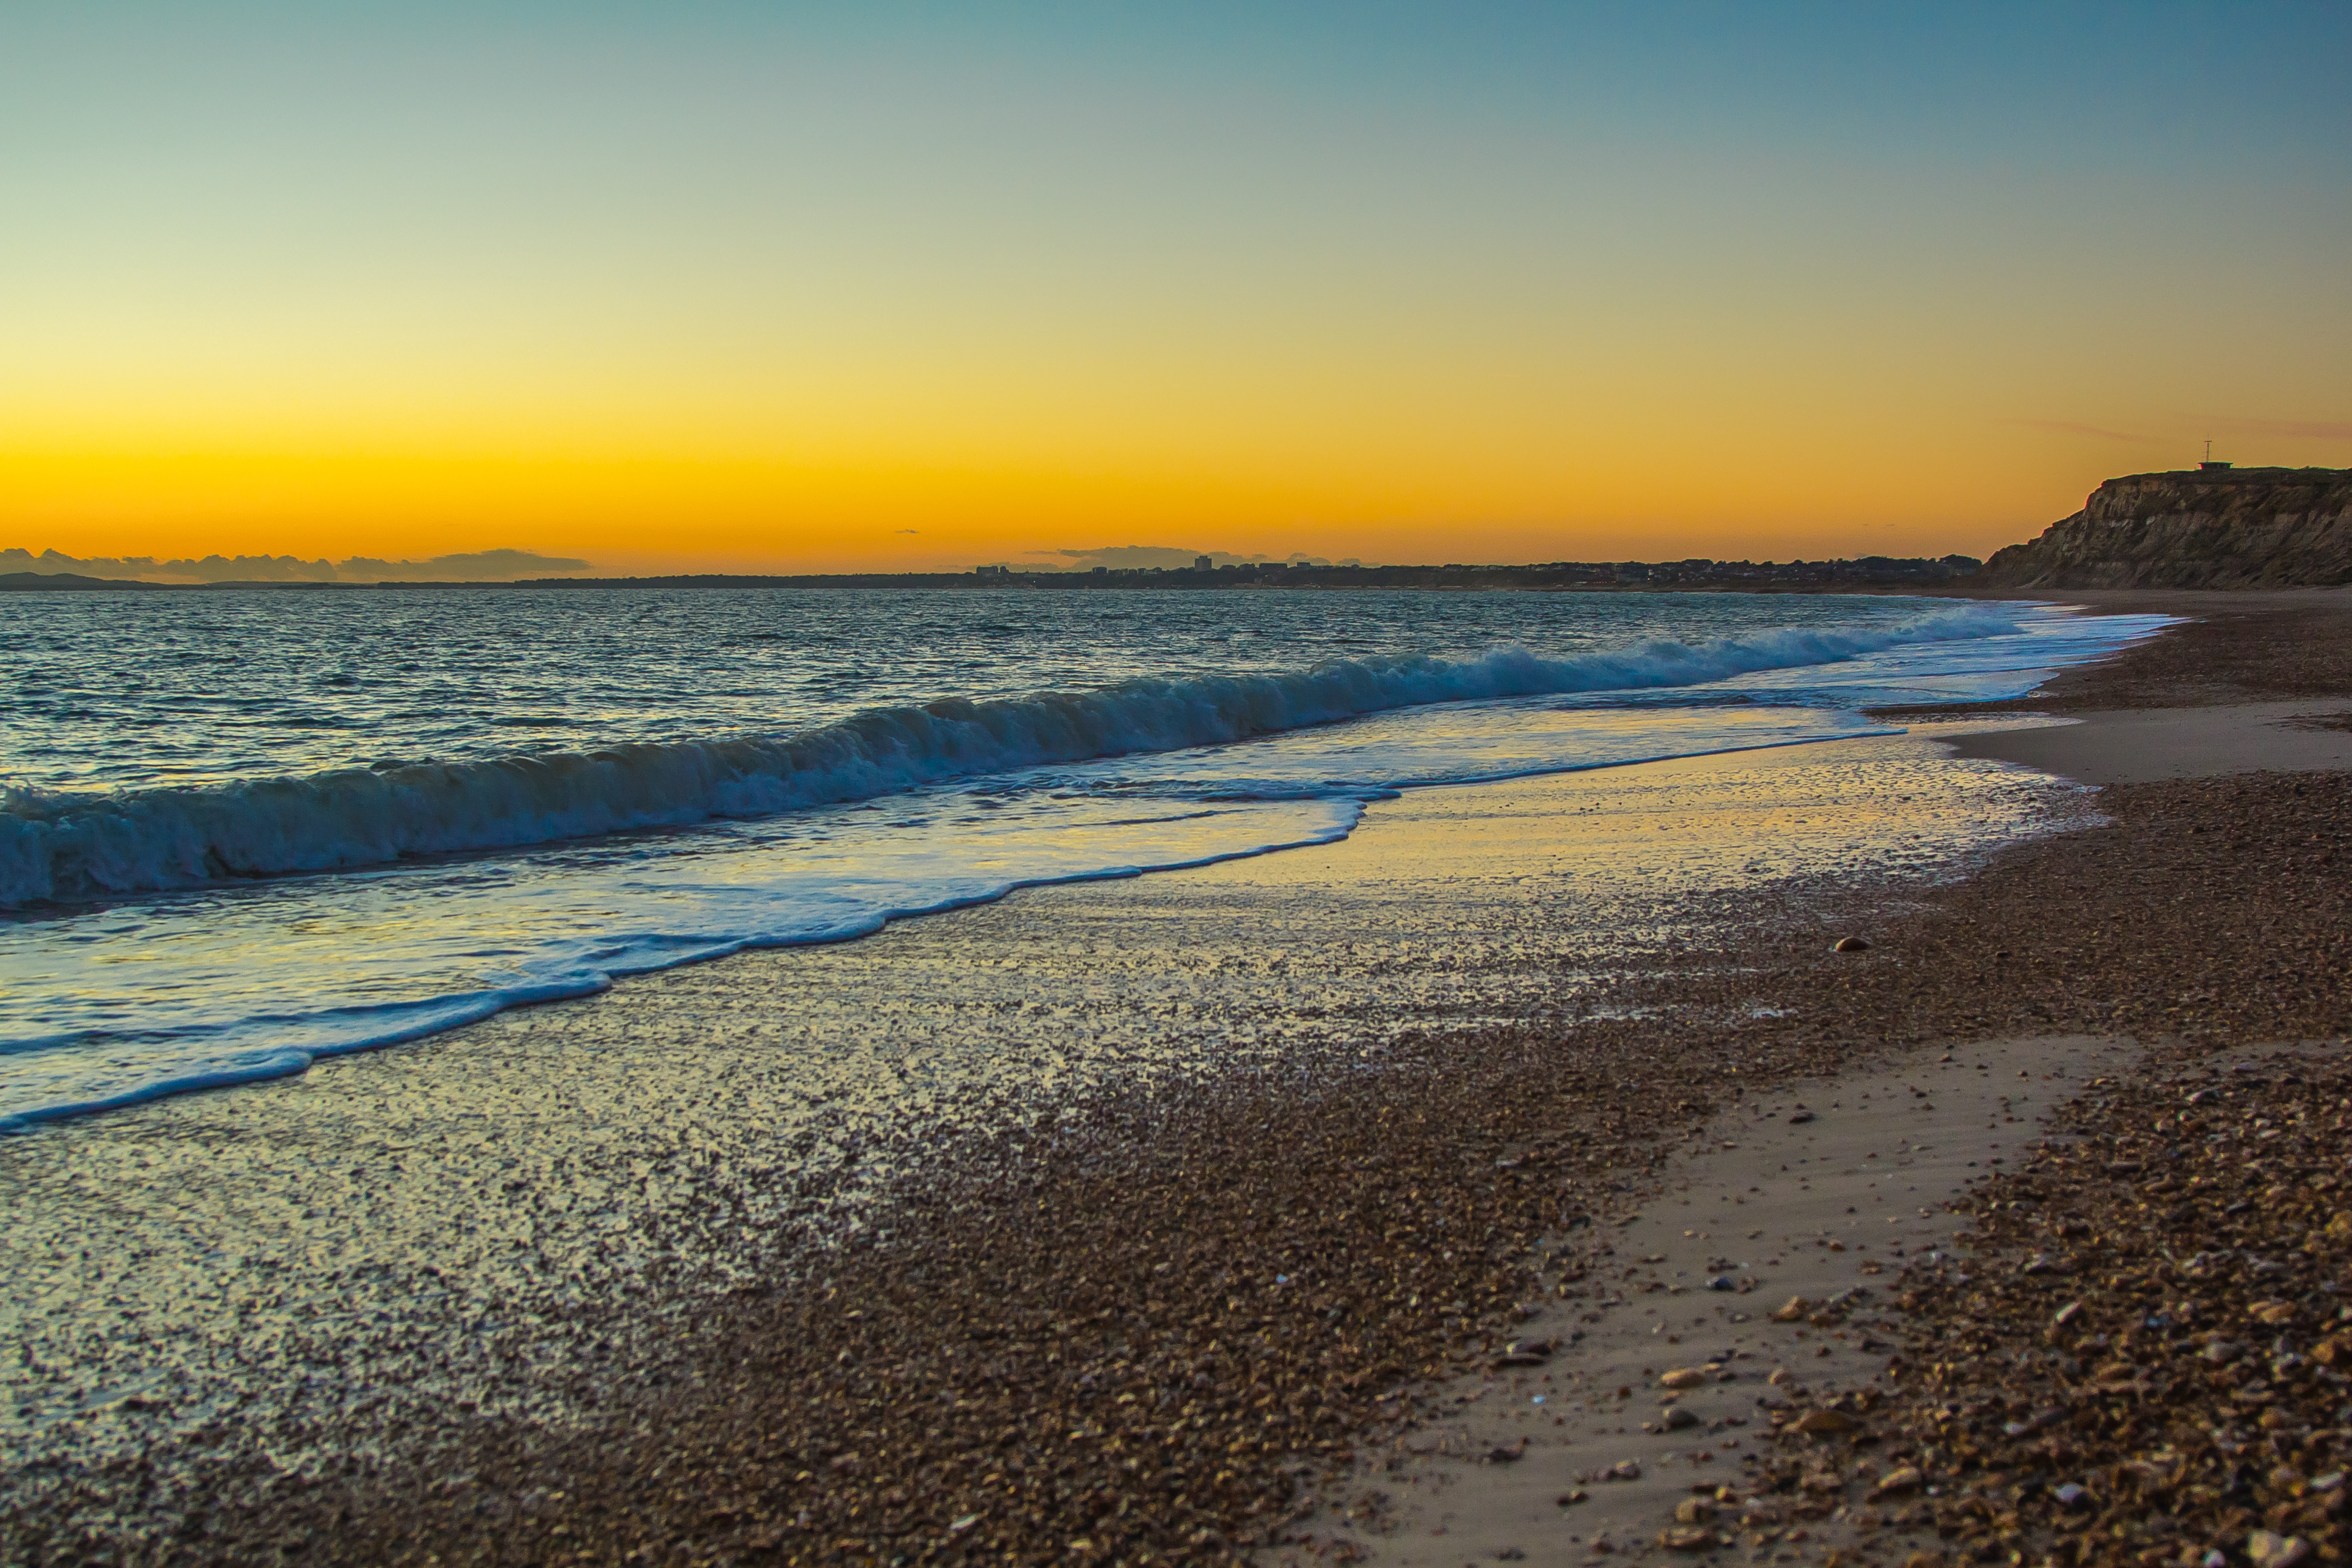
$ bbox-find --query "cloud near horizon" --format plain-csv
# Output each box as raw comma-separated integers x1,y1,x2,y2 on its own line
2002,416,2352,464
0,547,593,584
2003,418,2148,443
2213,417,2352,443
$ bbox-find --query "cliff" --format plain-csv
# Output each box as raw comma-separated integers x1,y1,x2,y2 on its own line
1978,467,2352,589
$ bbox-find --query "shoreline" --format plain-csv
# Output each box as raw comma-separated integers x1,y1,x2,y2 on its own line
6,590,2350,1565
0,592,2106,1135
2,730,2077,1509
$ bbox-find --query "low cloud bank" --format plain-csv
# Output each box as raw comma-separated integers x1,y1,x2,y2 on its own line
0,547,593,583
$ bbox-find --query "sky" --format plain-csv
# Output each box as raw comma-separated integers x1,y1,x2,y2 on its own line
5,3,2348,575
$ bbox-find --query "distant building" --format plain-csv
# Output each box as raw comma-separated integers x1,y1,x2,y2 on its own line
2200,460,2234,472
1195,554,1212,570
973,564,1009,576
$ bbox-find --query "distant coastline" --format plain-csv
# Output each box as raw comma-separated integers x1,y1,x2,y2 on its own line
15,464,2343,595
2,554,1983,594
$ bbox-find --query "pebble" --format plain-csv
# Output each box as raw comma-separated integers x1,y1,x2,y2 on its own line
2248,1533,2313,1568
1760,1039,2352,1568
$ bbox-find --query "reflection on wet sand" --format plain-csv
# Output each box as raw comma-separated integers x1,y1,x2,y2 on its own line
0,730,2085,1501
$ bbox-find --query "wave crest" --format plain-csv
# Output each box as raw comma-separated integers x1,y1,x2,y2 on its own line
0,605,2020,904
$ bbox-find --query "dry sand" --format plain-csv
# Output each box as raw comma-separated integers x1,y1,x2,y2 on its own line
1940,702,2352,785
1303,1036,2137,1566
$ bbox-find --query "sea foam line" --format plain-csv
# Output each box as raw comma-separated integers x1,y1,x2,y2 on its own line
0,807,1370,1132
0,604,2022,906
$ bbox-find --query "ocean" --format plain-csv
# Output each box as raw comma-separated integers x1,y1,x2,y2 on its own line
0,588,2166,1132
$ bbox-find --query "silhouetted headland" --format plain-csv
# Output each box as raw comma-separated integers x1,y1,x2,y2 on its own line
1979,465,2352,589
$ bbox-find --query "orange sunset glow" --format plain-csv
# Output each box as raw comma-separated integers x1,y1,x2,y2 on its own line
5,8,2347,575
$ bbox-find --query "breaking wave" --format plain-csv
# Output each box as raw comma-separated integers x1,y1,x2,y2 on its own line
0,605,2021,905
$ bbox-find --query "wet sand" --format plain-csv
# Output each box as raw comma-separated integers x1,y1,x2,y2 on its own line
2,736,2073,1541
6,590,2351,1565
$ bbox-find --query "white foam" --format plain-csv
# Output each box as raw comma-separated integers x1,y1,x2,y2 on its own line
0,604,2026,905
0,600,2178,1134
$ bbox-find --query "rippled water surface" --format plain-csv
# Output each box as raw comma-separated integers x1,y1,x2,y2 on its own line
1,589,1948,789
0,588,2168,1127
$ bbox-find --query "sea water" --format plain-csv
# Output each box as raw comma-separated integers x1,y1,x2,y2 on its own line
0,588,2166,1130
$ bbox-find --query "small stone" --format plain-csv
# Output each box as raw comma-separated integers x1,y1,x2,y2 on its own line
1832,937,1871,953
1788,1112,1817,1125
1660,1368,1709,1390
2247,1533,2311,1568
1903,1553,1945,1568
1792,1409,1856,1435
1664,1407,1700,1431
1658,1525,1716,1552
1869,1466,1923,1498
1770,1298,1810,1323
1557,1490,1590,1507
1607,1461,1642,1481
2053,1483,2087,1509
1675,1499,1717,1524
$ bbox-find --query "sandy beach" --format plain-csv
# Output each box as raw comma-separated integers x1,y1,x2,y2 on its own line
7,589,2351,1566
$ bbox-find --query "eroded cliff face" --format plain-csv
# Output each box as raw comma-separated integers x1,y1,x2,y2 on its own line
1978,467,2352,588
